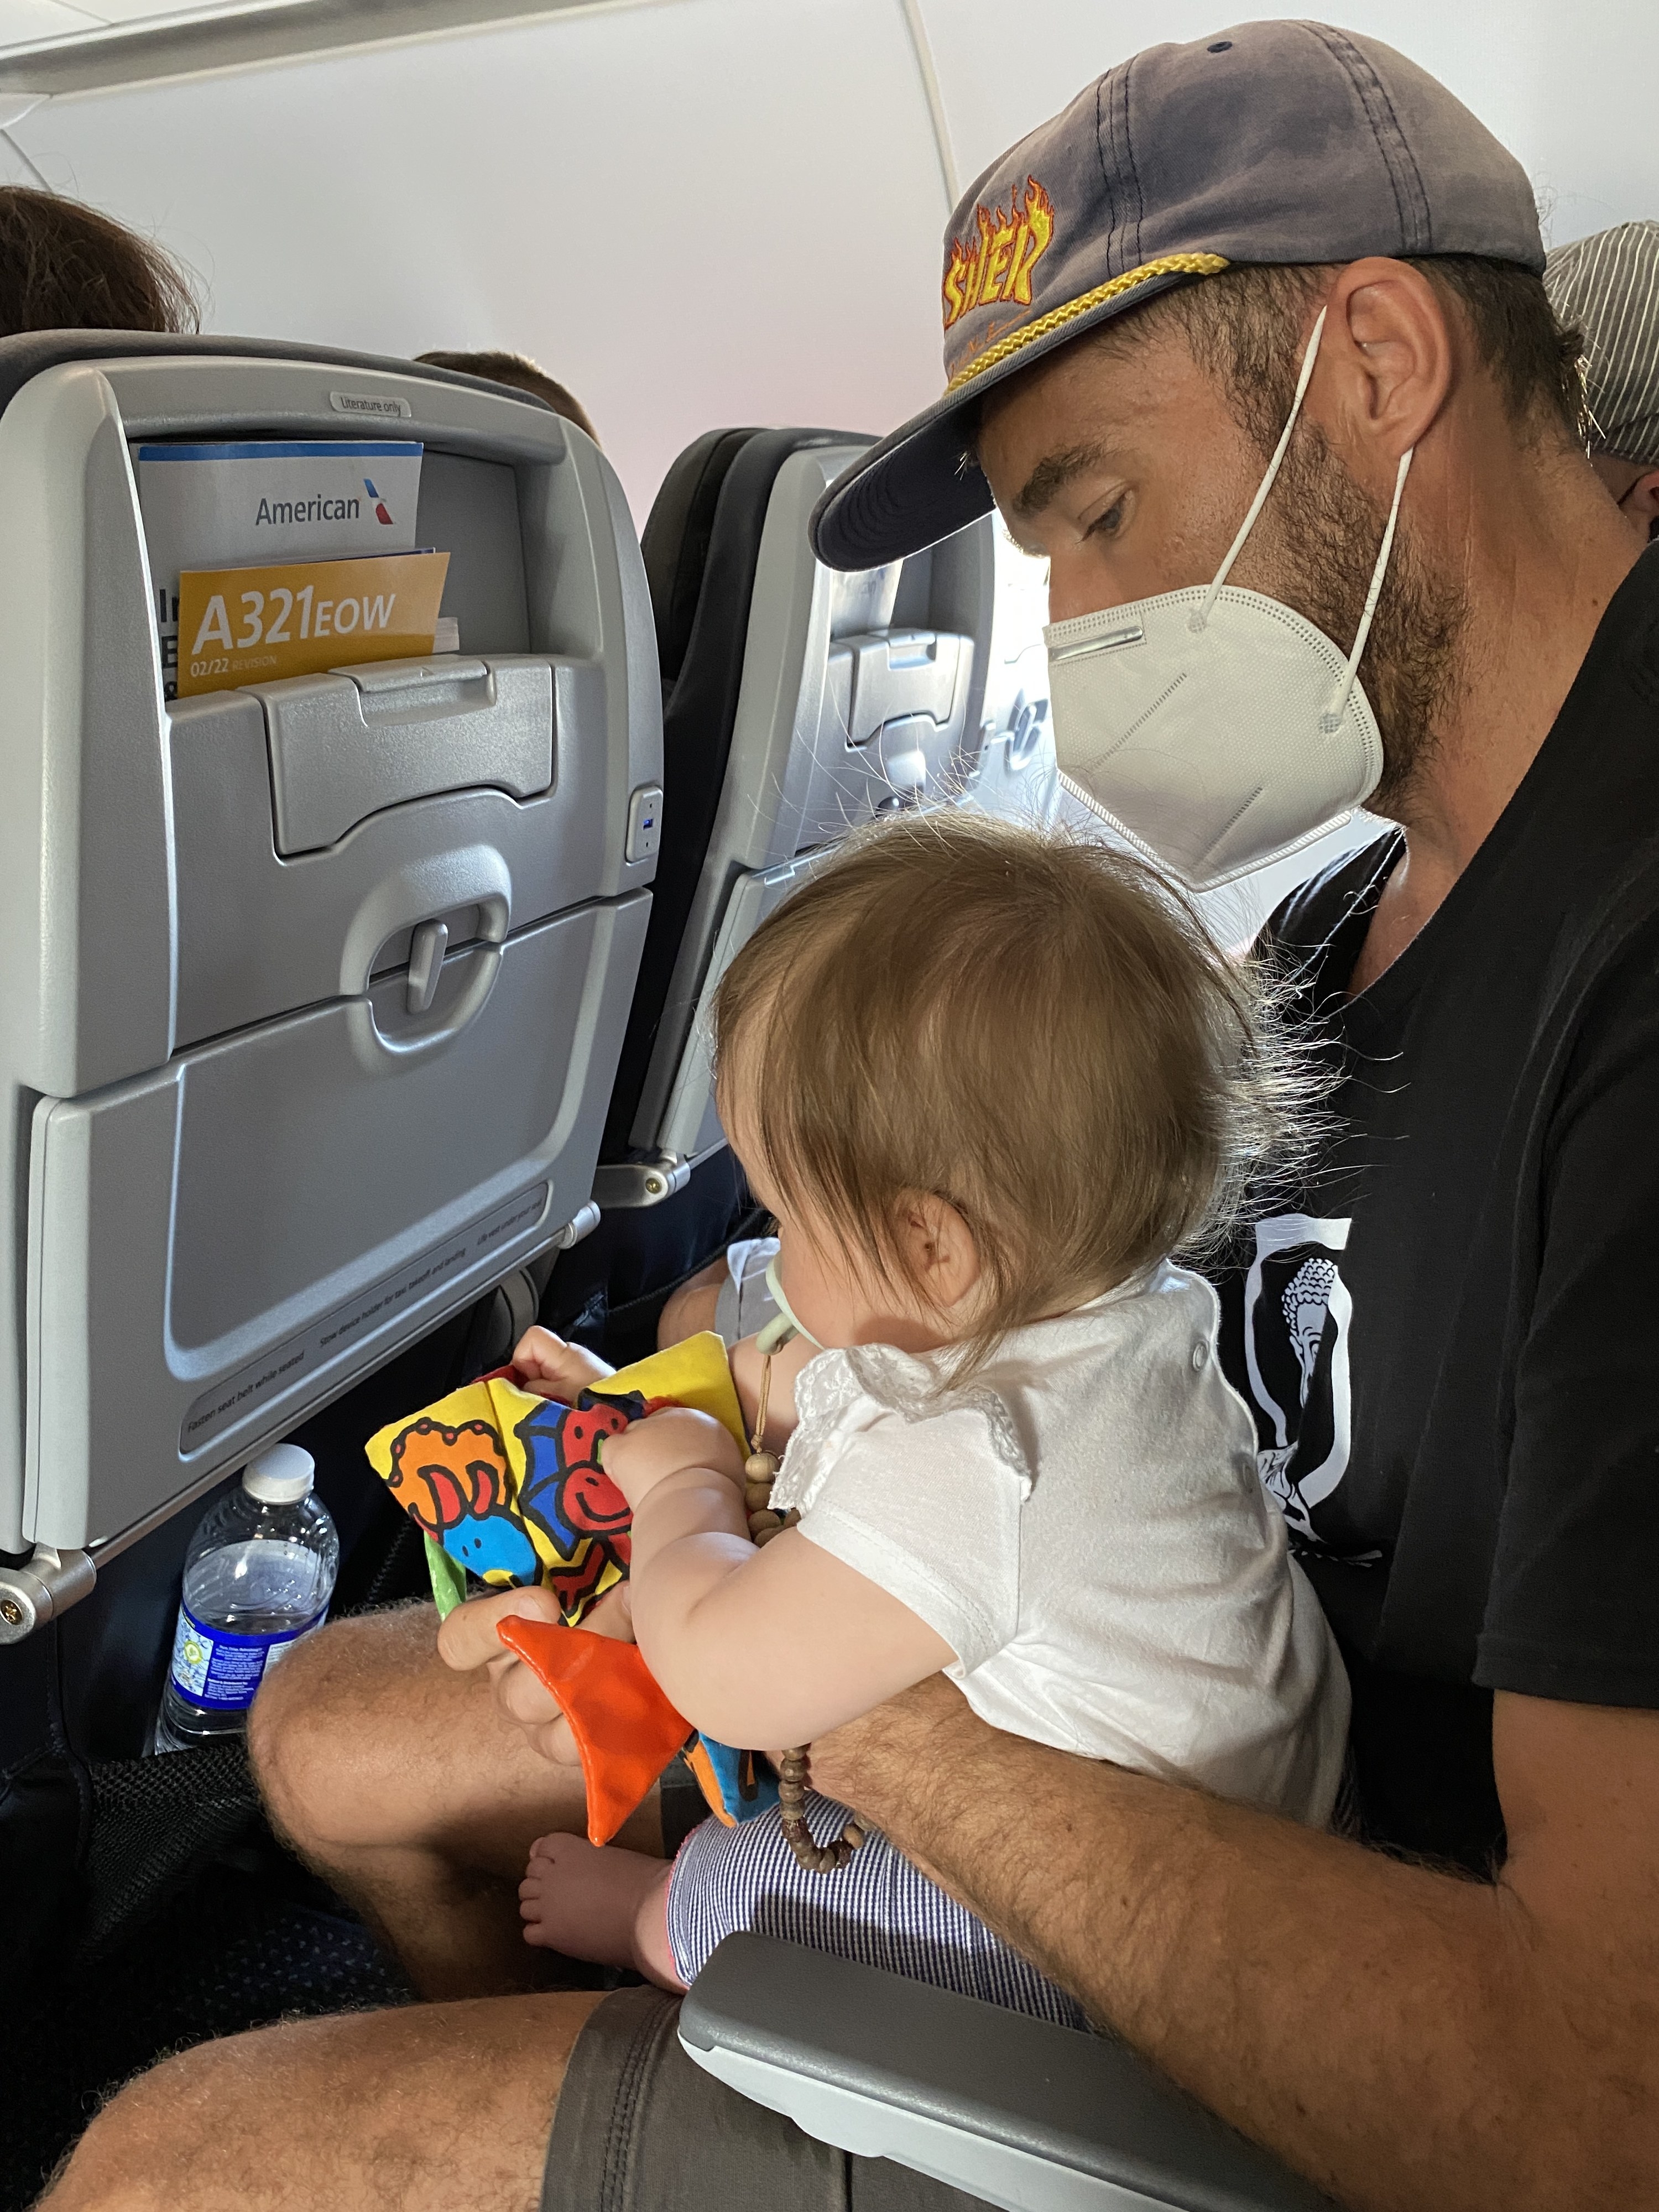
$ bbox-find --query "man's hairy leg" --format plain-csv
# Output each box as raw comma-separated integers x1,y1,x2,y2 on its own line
658,1256,725,1348
249,1600,662,2000
815,1681,1659,2212
44,1989,606,2212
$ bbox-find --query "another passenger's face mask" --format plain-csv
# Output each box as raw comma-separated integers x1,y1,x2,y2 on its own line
1043,310,1413,889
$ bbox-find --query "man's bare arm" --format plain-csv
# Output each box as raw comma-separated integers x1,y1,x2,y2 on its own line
811,1682,1659,2212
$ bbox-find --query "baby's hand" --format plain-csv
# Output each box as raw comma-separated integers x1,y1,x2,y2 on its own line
513,1324,614,1402
603,1406,745,1512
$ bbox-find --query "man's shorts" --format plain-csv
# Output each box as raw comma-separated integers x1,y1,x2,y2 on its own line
542,1984,997,2211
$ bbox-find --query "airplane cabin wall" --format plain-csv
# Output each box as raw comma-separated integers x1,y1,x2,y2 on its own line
1,0,1652,525
923,2,1657,254
0,0,952,523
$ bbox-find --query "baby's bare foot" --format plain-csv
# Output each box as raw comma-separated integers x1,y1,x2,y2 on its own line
519,1833,682,1989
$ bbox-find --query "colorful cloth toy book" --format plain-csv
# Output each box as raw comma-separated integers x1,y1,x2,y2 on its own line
365,1332,779,1845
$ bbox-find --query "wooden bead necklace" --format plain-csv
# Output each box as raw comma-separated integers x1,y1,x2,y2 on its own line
743,1346,865,1875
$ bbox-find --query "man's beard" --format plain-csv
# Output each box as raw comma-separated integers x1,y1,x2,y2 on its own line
1248,425,1467,820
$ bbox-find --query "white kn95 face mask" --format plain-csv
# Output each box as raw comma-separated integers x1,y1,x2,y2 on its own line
1042,309,1413,890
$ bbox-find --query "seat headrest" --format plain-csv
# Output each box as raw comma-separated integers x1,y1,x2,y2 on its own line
603,424,870,1162
640,427,758,693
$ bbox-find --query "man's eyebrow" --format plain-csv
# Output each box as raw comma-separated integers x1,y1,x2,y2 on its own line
1013,442,1117,520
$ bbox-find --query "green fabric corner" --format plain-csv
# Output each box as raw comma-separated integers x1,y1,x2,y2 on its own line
425,1535,468,1619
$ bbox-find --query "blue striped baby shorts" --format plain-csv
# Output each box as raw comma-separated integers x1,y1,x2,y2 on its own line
665,1791,1087,2028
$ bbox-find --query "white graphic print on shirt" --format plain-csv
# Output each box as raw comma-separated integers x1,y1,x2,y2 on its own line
1239,1214,1360,1547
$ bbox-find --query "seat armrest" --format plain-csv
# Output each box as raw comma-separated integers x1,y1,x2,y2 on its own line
681,1937,1332,2212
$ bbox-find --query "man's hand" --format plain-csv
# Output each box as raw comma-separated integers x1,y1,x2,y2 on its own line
512,1324,614,1402
602,1406,745,1512
436,1579,634,1765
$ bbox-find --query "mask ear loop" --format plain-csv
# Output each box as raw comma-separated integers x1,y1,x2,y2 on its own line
1192,306,1329,632
1319,445,1413,734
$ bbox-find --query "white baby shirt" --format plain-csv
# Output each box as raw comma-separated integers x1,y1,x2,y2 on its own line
771,1262,1350,1827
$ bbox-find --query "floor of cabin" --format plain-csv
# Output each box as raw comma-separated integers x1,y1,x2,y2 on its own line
1,1767,625,2211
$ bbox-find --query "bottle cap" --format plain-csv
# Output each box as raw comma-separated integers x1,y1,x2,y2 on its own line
243,1442,315,1505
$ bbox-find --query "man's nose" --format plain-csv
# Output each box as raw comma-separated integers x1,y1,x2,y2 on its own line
1044,549,1136,625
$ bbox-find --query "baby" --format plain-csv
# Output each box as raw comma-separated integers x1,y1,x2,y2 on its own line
510,810,1347,2026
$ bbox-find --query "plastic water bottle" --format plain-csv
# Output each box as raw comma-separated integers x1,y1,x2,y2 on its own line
159,1443,338,1747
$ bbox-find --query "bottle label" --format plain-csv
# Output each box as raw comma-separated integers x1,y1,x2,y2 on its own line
169,1601,328,1711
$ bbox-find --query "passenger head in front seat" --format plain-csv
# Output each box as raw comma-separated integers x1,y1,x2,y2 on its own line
415,347,598,441
0,185,198,336
1544,220,1659,540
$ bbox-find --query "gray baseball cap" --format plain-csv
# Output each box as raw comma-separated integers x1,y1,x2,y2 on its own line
1544,222,1659,469
811,19,1543,571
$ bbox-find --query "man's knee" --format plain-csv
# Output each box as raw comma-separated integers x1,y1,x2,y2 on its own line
247,1600,436,1855
658,1258,724,1348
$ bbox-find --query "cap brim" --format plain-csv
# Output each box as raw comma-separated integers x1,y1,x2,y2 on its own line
809,265,1204,571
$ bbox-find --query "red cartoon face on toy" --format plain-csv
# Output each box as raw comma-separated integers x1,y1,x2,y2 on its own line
513,1389,661,1621
552,1403,634,1546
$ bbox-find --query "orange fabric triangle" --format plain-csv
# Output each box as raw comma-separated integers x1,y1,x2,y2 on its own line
496,1614,692,1847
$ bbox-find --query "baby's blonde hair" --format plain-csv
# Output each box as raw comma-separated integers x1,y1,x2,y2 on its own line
712,810,1303,1372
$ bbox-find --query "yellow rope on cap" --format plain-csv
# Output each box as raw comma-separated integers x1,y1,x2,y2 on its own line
944,252,1230,394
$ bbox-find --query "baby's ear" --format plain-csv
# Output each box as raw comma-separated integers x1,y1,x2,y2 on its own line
898,1191,982,1308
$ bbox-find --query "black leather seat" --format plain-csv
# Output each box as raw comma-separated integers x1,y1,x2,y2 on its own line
602,426,867,1164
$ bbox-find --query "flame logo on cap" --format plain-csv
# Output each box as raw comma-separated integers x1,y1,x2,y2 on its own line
942,175,1055,333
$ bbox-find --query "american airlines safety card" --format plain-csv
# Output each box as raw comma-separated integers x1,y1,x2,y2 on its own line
136,440,426,698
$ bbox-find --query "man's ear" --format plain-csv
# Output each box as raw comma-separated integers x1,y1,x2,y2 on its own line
1311,257,1454,486
896,1193,982,1312
1624,468,1659,535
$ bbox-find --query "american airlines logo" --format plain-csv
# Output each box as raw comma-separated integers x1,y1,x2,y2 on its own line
253,478,397,528
254,491,363,526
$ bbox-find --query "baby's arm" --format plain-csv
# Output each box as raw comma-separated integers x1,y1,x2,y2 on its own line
602,1411,955,1751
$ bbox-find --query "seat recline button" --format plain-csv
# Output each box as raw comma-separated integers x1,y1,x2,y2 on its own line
626,783,664,862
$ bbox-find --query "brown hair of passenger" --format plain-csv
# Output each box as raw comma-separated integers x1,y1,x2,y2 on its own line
415,349,598,443
712,807,1310,1378
0,186,199,337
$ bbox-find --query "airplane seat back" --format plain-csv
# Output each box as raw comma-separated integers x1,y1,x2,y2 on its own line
601,427,1056,1207
601,426,856,1185
0,333,661,1608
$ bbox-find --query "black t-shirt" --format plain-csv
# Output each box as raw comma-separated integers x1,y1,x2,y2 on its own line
1207,546,1659,1876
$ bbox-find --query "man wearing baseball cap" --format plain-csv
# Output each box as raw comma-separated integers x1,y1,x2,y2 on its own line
1545,219,1659,539
49,24,1659,2212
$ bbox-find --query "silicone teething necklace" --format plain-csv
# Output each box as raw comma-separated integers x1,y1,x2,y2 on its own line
743,1316,866,1875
